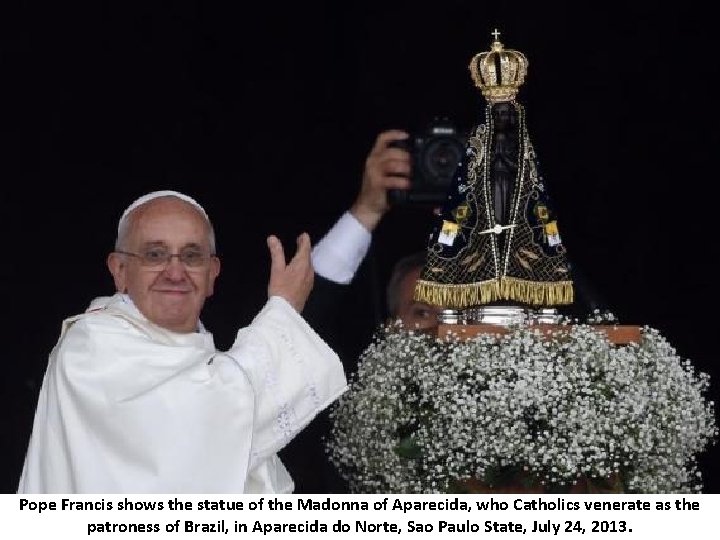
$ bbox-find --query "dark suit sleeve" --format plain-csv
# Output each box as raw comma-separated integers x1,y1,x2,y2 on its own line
302,275,350,343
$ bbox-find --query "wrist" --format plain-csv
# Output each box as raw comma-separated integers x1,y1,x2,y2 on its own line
350,202,384,232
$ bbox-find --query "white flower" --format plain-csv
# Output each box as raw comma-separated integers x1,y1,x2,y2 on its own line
327,324,718,493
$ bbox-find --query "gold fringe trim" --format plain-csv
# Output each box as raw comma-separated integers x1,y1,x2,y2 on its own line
414,277,574,308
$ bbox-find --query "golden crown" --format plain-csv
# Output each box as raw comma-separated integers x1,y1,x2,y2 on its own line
469,30,528,103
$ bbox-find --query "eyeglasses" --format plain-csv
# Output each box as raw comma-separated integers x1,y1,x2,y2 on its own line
116,246,214,269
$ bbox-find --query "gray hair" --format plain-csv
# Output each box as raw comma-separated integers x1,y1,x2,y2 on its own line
115,190,217,253
386,251,427,317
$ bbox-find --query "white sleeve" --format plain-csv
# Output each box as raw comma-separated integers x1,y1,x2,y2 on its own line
311,211,372,284
226,296,347,464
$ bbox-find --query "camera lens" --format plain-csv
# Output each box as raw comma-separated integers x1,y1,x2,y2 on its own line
420,137,464,185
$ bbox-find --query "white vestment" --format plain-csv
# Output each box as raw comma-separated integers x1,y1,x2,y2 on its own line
18,294,347,493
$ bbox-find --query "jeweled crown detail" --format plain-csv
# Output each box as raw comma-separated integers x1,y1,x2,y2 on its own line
469,29,528,103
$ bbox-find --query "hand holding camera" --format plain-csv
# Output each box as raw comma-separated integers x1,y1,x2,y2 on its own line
350,121,466,232
350,130,412,231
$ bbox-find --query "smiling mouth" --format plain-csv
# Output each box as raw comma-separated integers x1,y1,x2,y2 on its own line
154,289,192,294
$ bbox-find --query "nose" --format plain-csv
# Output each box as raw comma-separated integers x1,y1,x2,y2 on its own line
161,256,188,280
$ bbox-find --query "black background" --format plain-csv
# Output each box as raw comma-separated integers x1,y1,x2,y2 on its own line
3,2,719,492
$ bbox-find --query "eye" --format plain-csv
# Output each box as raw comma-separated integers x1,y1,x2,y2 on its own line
411,305,434,319
180,249,206,266
142,247,168,263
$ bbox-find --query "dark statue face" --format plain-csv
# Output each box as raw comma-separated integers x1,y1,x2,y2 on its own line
491,102,517,131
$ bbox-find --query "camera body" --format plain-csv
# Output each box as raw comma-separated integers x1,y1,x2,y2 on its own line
389,117,466,206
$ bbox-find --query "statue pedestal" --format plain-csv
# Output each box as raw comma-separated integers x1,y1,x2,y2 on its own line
436,323,642,345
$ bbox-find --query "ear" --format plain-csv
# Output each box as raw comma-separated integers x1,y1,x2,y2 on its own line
206,256,221,297
107,252,127,293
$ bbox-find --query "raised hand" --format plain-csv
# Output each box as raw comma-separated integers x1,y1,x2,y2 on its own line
350,130,412,231
266,233,314,312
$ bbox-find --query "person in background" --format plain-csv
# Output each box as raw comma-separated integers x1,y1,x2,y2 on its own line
18,190,346,493
384,250,443,331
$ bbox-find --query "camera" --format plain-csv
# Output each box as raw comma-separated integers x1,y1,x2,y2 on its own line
388,117,466,206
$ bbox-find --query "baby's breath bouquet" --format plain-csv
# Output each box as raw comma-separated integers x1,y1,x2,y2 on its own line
328,324,717,493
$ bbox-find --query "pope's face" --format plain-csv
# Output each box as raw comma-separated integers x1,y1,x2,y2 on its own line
396,266,443,331
108,197,220,333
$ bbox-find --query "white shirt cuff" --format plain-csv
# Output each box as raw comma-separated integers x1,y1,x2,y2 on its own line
311,212,371,284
